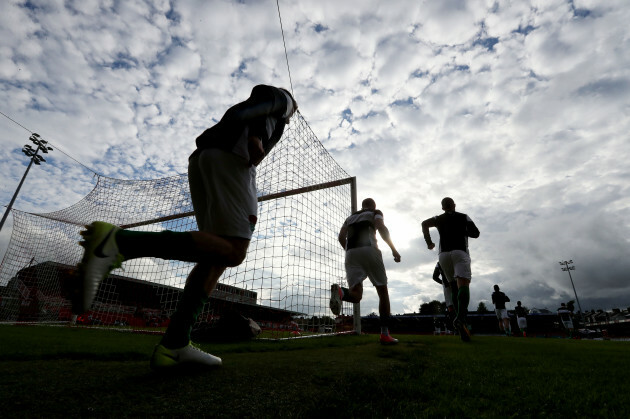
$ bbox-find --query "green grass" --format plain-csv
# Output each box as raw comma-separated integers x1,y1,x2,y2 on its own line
1,325,629,418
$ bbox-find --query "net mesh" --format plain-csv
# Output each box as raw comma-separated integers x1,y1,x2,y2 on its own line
0,113,356,338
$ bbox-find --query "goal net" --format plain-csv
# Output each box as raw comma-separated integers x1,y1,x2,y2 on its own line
0,112,357,339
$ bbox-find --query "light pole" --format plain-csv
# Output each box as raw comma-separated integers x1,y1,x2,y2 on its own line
559,260,583,321
0,133,53,233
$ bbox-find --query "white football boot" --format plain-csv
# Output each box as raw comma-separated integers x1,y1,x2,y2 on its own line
75,221,124,313
150,342,222,370
329,284,342,316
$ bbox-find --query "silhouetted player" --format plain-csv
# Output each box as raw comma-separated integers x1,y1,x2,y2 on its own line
422,197,479,342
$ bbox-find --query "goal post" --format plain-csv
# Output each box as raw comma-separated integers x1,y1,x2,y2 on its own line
350,176,361,335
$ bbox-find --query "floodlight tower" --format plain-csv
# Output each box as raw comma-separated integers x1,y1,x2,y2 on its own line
559,260,583,320
0,133,53,233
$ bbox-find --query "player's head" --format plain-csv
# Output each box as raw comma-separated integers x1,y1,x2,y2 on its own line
517,301,522,306
361,198,376,211
441,197,455,212
494,284,500,291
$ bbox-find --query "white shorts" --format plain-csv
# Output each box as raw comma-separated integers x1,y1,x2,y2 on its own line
188,148,258,239
517,317,527,329
438,250,472,282
560,315,574,329
495,308,508,320
345,246,387,288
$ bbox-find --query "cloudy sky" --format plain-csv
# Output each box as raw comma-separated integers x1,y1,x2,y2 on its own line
1,0,629,316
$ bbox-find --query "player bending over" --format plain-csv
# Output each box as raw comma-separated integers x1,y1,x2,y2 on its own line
330,198,401,345
74,85,297,370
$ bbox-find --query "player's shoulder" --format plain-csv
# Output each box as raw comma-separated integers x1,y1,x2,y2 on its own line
373,209,384,218
454,211,476,221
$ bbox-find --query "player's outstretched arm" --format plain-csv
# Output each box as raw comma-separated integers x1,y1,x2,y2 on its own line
432,264,443,284
226,85,293,123
375,218,401,262
247,136,265,166
466,216,480,239
338,224,348,250
421,217,436,250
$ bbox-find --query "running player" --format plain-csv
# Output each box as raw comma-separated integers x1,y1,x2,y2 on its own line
492,284,511,336
74,85,297,370
330,198,401,344
421,197,480,342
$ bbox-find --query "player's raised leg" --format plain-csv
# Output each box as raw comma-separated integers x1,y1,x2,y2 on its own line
330,284,343,315
74,221,124,314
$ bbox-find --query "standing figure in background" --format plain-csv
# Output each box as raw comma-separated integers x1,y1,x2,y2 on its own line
514,301,528,337
492,285,511,336
557,303,575,338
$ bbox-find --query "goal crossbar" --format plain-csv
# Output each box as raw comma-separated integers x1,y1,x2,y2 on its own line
120,177,356,230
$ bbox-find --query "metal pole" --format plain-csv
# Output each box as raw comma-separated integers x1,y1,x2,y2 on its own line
350,177,361,334
565,264,583,317
560,260,583,323
0,153,37,233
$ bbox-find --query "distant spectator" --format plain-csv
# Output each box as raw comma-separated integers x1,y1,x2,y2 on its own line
433,316,444,335
514,301,528,337
491,285,511,336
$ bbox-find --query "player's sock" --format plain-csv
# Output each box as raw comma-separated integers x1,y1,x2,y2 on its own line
116,230,198,261
380,313,391,335
457,285,470,321
160,282,208,349
450,281,459,298
340,287,350,301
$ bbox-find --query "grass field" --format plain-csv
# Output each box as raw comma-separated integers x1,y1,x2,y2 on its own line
1,325,629,418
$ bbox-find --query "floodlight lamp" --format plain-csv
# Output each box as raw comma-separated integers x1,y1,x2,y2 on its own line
568,260,573,264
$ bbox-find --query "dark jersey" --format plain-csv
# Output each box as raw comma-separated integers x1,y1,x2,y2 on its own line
492,291,510,310
514,305,527,318
423,211,479,253
195,85,292,157
343,209,383,250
